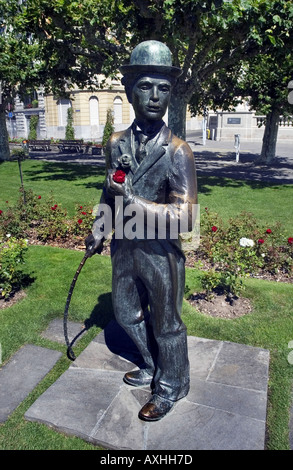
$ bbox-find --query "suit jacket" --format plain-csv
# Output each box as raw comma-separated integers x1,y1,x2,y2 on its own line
97,122,197,253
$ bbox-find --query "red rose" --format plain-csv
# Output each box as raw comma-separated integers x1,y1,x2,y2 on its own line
0,210,2,215
38,195,41,199
78,219,83,224
266,229,272,233
258,239,264,244
288,237,293,245
211,226,218,232
113,169,126,183
81,211,86,215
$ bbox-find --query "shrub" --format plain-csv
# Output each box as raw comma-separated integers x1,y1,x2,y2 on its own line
72,204,95,237
65,107,75,140
102,108,114,147
28,115,39,140
198,209,293,298
0,236,28,299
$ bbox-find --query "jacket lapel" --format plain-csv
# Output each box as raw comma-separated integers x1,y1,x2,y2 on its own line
131,125,172,185
114,126,138,174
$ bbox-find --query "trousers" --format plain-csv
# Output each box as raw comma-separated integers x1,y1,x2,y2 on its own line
111,238,190,401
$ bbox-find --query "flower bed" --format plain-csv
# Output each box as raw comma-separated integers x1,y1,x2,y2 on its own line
0,189,95,249
186,208,293,299
1,191,292,301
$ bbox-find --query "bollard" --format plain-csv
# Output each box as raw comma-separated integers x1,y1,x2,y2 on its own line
234,134,240,162
288,80,293,105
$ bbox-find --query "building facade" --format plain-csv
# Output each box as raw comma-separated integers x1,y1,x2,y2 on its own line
6,82,293,143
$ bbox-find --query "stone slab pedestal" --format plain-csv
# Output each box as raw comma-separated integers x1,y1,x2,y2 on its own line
25,322,269,450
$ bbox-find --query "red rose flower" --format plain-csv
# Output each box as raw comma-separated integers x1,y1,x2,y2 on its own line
78,219,83,224
211,226,218,232
81,211,87,215
113,169,126,183
0,210,2,215
38,195,41,199
258,239,264,244
288,237,293,245
266,229,272,233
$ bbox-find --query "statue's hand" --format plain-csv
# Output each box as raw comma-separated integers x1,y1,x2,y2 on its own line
106,171,133,203
85,234,104,257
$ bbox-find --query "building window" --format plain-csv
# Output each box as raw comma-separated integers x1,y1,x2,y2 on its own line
89,96,99,126
114,96,123,124
57,99,71,127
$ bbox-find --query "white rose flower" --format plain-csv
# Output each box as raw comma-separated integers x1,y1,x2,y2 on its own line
239,237,255,247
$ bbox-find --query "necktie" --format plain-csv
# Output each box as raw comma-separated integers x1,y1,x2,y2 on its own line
135,133,149,163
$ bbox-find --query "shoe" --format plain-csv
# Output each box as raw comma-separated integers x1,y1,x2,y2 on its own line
123,369,153,387
138,394,174,421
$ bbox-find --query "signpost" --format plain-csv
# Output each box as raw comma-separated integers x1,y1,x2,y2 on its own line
234,134,240,163
288,80,293,105
202,107,208,146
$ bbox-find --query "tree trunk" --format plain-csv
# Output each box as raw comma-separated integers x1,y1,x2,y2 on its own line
257,106,280,165
168,86,188,141
0,105,10,161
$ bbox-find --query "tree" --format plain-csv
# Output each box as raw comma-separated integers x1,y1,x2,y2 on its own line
188,2,293,163
2,0,293,163
0,1,45,159
102,108,114,147
65,107,75,140
28,115,39,140
239,53,293,164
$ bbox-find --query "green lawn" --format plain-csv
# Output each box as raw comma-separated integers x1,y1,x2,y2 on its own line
0,159,105,217
198,176,293,237
0,159,293,450
1,159,293,234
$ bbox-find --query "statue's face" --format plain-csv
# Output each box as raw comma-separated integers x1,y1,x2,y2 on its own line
131,75,172,123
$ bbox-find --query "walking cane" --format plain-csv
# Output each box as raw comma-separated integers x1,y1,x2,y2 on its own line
63,251,90,361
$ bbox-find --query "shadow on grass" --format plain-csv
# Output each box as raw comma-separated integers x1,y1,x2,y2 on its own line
195,151,293,185
24,161,106,188
197,174,293,196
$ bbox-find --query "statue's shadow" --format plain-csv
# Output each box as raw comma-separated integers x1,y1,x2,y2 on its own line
84,292,145,368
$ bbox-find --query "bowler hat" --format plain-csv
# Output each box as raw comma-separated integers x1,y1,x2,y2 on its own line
120,40,182,78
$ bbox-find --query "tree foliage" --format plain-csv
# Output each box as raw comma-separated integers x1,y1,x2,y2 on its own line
28,115,39,140
1,0,293,160
65,107,75,139
102,108,114,147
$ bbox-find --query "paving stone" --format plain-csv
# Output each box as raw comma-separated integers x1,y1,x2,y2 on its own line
41,318,84,344
72,341,136,372
188,376,267,422
91,386,149,450
145,399,266,451
25,368,124,441
0,345,62,423
208,341,270,391
25,334,270,450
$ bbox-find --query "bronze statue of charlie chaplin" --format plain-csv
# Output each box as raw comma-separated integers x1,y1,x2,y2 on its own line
86,40,197,421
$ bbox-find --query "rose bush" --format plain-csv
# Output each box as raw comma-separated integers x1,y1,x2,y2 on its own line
0,189,93,244
197,209,293,298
